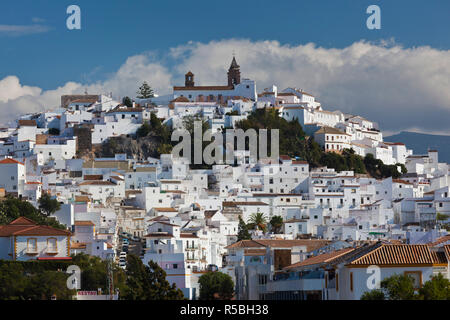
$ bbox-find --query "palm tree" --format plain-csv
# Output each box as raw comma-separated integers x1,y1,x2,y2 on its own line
269,215,283,234
248,212,267,232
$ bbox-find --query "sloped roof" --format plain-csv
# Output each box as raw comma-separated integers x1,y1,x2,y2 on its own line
0,158,24,165
0,217,71,236
347,244,443,266
226,239,330,251
74,221,95,226
284,247,355,270
315,126,349,136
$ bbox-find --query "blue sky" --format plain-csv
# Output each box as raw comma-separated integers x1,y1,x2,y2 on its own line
0,0,449,134
0,0,449,90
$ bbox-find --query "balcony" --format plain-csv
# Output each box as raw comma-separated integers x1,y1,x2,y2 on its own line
46,248,58,255
26,249,39,256
185,246,199,251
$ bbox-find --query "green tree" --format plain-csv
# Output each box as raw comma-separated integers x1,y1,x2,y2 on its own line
269,215,283,234
248,212,268,232
360,289,386,300
136,81,154,99
418,273,450,300
122,96,133,108
136,121,151,138
38,193,61,216
48,128,60,135
26,270,75,300
0,196,66,229
237,216,251,241
362,274,417,300
122,255,184,300
0,263,27,300
381,274,416,300
436,212,449,222
198,271,234,300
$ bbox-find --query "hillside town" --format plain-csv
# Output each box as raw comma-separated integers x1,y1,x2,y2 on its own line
0,57,449,300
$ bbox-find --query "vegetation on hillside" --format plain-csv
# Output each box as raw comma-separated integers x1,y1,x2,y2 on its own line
236,108,407,179
0,196,66,229
0,254,185,300
361,273,450,300
99,107,407,179
198,271,234,300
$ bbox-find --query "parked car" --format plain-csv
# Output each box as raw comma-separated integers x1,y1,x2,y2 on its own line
131,236,140,242
122,246,129,253
119,252,127,258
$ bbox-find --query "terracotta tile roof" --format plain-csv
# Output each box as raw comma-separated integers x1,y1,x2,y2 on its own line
348,244,442,266
315,126,351,136
75,221,95,226
204,210,218,219
0,217,71,236
148,215,170,222
83,174,103,180
0,158,24,165
244,249,266,256
444,245,450,261
154,221,179,227
71,242,87,249
226,239,330,251
9,217,36,225
144,232,173,238
153,207,178,212
292,160,308,165
171,96,190,103
79,181,115,186
173,85,234,91
285,247,355,270
428,235,450,247
18,120,37,127
180,233,199,238
74,195,90,203
107,107,144,113
222,201,268,207
431,250,448,264
393,179,413,185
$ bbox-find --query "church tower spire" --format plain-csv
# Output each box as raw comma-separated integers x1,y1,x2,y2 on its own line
227,56,241,86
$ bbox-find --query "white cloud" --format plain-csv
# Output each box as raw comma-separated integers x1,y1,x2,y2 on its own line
0,39,449,134
0,24,50,36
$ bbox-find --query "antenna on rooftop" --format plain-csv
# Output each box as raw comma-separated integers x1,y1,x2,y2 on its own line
84,88,88,95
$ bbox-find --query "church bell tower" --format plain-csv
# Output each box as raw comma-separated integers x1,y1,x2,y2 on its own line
185,71,195,87
227,56,241,87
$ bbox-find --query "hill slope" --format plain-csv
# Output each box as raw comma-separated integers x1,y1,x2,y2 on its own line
385,131,450,163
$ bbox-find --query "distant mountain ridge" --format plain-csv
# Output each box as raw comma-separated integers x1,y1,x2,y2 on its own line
385,131,450,163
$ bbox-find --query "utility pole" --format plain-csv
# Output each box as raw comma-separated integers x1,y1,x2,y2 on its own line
107,253,114,300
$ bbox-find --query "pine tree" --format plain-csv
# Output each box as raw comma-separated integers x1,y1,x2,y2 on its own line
136,81,154,99
237,216,251,241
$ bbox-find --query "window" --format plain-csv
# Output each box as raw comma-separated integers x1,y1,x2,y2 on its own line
47,238,57,253
27,238,37,253
336,273,339,292
258,274,268,285
350,272,353,291
173,264,178,269
404,271,422,289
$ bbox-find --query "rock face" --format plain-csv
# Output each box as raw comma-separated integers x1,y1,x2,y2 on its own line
96,134,162,160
